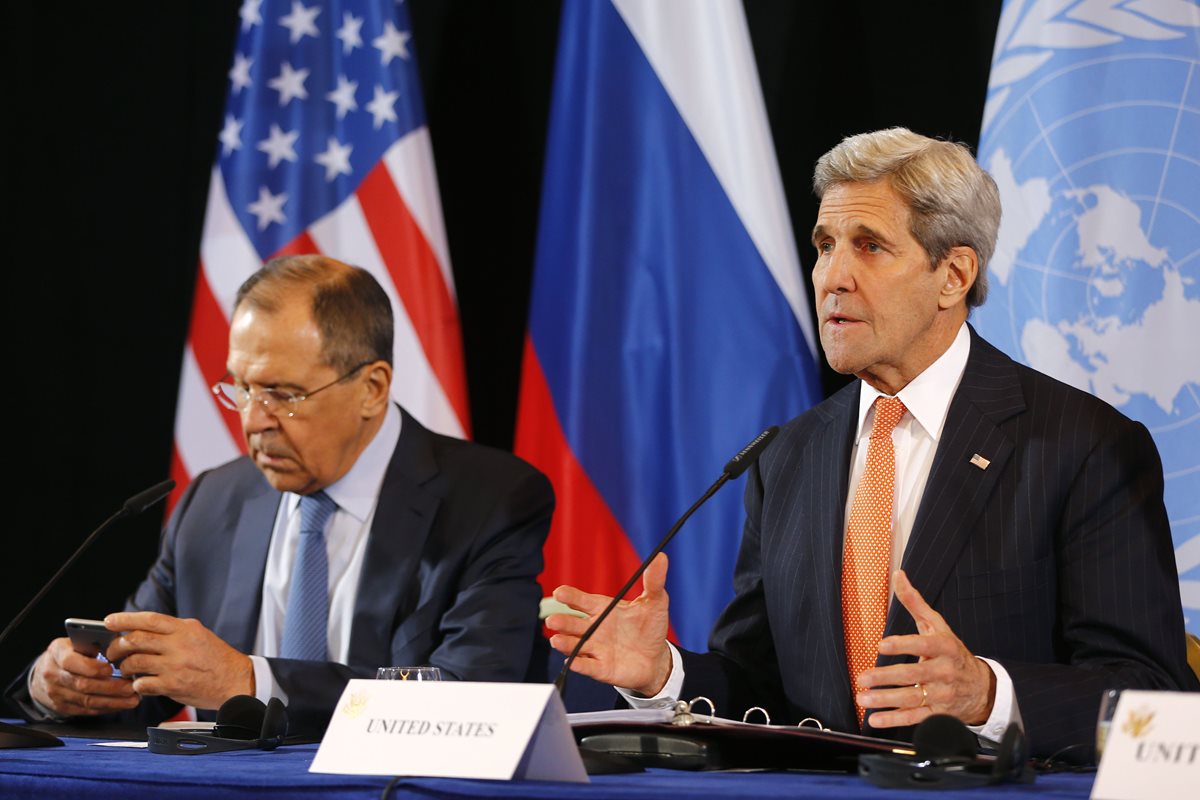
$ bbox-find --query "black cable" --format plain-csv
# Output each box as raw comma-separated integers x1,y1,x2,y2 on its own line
379,775,403,800
1030,742,1096,773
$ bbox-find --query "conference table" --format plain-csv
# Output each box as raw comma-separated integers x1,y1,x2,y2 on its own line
0,734,1097,800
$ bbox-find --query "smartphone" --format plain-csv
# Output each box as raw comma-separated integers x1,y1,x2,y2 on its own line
64,618,119,659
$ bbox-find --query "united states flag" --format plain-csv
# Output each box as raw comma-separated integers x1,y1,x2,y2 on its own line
172,0,469,503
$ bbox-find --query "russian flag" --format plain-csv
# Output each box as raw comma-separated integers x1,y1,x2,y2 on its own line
515,0,821,650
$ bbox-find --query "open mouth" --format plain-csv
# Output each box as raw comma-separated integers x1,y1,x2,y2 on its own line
827,313,862,326
256,450,293,466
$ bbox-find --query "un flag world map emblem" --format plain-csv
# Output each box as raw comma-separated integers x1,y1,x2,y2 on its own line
976,0,1200,626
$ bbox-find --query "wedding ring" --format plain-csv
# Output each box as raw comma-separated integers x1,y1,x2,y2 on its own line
917,683,929,707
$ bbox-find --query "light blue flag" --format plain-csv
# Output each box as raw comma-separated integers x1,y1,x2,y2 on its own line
976,0,1200,630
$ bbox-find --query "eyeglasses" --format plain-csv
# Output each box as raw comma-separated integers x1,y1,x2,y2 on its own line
211,361,374,418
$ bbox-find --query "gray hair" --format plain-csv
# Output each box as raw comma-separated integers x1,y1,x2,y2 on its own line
813,128,1000,308
234,255,394,371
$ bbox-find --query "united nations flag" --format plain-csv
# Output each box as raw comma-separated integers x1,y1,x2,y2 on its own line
976,0,1200,630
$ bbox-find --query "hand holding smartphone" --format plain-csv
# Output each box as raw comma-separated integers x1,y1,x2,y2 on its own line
64,618,125,677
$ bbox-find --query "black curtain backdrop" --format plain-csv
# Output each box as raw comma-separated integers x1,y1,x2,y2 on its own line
4,1,1001,686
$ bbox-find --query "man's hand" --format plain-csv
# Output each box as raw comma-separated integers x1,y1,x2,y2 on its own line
856,570,996,728
545,552,673,696
104,612,255,710
29,637,140,716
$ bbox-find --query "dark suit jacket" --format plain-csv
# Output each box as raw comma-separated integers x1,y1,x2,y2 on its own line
9,408,553,735
679,327,1197,758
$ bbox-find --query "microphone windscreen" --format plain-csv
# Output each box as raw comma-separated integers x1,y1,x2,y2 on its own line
122,479,176,516
214,695,267,740
913,714,978,761
723,426,780,478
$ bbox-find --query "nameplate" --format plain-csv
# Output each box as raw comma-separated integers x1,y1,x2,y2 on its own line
309,680,587,783
1092,690,1200,800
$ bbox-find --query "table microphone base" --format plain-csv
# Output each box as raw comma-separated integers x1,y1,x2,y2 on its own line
0,721,64,749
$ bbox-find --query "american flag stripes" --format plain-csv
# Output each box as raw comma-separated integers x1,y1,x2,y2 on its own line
172,0,468,506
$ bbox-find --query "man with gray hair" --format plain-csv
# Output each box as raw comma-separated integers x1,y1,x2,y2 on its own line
547,128,1196,757
12,255,553,735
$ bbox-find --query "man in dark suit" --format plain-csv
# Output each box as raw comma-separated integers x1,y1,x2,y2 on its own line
15,255,552,734
546,128,1197,757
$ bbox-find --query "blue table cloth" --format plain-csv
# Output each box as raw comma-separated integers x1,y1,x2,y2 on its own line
0,736,1096,800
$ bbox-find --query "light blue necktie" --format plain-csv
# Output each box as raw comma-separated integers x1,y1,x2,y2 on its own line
279,491,338,661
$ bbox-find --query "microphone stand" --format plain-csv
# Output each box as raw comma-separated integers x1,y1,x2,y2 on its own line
0,479,174,748
554,474,728,693
554,427,778,695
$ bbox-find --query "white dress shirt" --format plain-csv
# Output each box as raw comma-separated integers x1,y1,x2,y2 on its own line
621,324,1021,743
249,403,402,704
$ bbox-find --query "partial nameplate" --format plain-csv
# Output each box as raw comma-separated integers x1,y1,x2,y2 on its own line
1092,690,1200,800
310,680,587,783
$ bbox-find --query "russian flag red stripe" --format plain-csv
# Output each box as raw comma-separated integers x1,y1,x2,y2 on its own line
515,338,679,642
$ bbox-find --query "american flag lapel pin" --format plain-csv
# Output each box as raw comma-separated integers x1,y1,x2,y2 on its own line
969,453,991,470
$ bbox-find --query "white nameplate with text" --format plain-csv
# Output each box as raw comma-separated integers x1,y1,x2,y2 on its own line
309,680,587,783
1092,690,1200,800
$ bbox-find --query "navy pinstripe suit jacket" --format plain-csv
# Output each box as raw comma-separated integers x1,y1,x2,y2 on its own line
680,326,1197,758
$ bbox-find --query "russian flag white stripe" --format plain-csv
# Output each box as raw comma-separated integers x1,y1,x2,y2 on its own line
381,130,456,296
199,168,264,316
308,191,465,438
612,0,817,358
174,344,241,478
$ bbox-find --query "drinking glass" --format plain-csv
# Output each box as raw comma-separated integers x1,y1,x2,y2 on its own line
376,666,443,681
1095,688,1121,762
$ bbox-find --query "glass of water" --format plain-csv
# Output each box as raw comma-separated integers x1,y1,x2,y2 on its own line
1095,688,1121,762
376,666,443,681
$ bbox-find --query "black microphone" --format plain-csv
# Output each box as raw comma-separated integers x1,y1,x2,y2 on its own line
554,427,778,694
0,479,175,750
912,713,978,761
147,695,289,754
122,479,176,516
858,714,1034,789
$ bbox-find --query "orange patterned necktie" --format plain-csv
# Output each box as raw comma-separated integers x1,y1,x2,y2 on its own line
842,396,907,726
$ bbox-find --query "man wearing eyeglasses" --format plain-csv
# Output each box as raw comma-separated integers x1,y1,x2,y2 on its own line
14,255,553,734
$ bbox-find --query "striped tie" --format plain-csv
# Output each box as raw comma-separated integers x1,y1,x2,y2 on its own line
280,491,337,661
842,396,906,726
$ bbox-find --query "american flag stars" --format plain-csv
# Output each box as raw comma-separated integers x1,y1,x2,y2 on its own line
247,186,288,231
219,115,244,156
268,62,310,106
314,137,354,181
279,1,321,44
373,21,411,65
218,1,421,245
228,53,253,94
365,85,400,129
239,0,264,32
257,124,299,169
326,75,359,119
336,11,364,54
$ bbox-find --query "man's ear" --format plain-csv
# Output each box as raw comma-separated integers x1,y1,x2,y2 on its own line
360,361,392,418
938,246,978,310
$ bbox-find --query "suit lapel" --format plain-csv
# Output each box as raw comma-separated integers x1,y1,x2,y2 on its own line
803,383,860,726
216,485,280,652
348,408,441,666
887,328,1026,637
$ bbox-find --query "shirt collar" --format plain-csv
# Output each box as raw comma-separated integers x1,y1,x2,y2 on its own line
283,403,402,522
855,322,971,442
